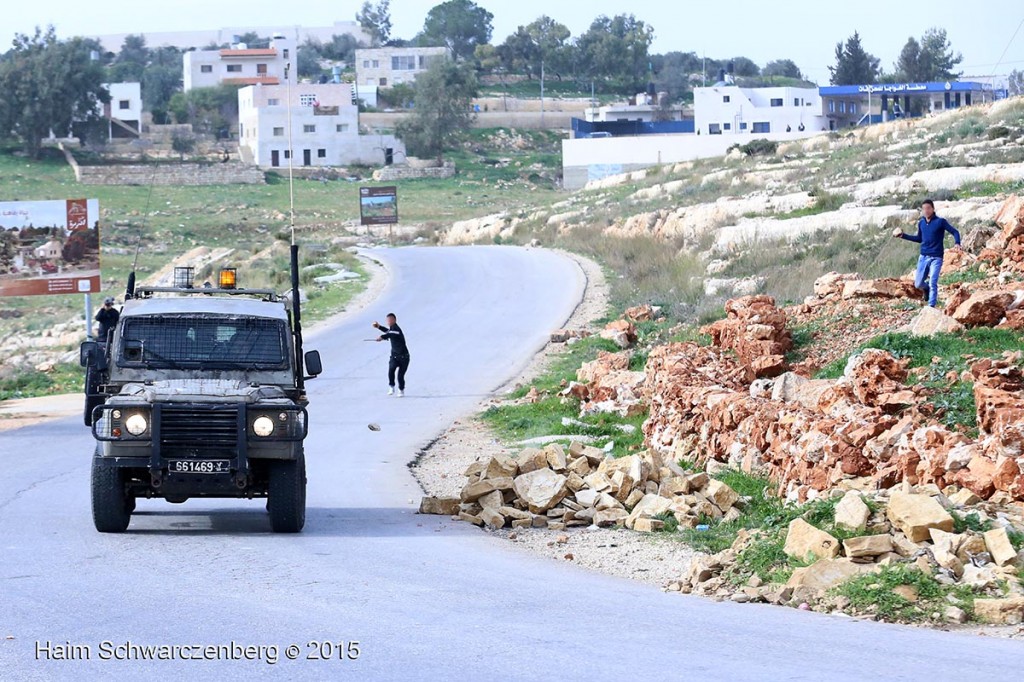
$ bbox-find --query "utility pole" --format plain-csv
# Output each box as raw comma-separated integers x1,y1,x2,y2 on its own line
540,59,545,129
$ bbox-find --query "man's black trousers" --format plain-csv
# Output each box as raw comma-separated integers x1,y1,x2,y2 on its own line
389,354,410,390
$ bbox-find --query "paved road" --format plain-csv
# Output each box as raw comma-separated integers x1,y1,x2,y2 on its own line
1,246,1020,681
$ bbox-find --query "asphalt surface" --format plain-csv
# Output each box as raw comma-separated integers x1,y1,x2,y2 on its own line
1,245,1021,681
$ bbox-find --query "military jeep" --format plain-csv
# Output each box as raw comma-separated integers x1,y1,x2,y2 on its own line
81,275,322,533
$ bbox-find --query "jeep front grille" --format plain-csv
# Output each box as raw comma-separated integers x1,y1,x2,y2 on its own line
159,405,239,456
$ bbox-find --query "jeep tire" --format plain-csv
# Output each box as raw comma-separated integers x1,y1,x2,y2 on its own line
91,453,132,533
268,454,306,533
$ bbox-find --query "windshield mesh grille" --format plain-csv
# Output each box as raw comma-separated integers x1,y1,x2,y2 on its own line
120,315,287,367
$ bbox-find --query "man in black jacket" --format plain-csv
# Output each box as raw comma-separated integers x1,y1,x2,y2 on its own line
373,313,410,396
95,297,119,343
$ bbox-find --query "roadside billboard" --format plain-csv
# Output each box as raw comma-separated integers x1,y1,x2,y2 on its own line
0,199,101,297
359,186,399,226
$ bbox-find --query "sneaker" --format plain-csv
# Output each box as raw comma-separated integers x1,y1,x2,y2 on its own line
387,387,394,396
397,389,404,397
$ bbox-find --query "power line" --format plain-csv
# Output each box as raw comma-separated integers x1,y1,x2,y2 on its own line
989,15,1024,80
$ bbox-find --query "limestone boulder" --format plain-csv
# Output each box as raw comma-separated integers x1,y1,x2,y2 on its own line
834,491,871,532
886,492,954,542
843,534,893,559
903,306,965,337
952,292,1015,328
784,518,841,562
512,469,569,514
974,597,1024,625
786,558,878,593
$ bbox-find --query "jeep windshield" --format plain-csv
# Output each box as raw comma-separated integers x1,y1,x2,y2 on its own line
118,314,289,370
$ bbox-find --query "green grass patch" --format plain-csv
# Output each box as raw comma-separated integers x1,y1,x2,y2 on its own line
0,363,82,401
815,328,1024,433
939,264,989,286
835,564,977,623
951,510,994,534
774,192,851,220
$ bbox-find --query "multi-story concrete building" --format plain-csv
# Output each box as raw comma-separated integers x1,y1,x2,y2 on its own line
88,21,367,52
694,85,829,136
237,83,404,169
184,36,295,91
354,46,448,90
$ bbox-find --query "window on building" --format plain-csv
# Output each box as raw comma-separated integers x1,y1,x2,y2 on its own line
723,95,730,103
372,60,379,68
299,94,316,107
317,149,326,158
273,127,284,136
839,101,846,113
708,123,721,135
752,122,770,133
283,49,289,59
739,122,748,130
119,100,130,110
200,65,213,73
850,102,858,113
267,98,279,106
828,100,835,113
380,78,387,86
363,60,370,68
226,64,242,73
303,124,316,133
336,124,349,133
284,150,291,159
770,98,783,107
723,122,731,130
418,56,425,69
794,98,800,107
257,63,268,74
392,55,416,70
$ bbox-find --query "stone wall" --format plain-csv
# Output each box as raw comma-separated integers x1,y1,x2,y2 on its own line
372,164,455,181
73,162,265,185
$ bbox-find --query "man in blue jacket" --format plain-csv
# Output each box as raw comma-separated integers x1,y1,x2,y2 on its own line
892,199,962,307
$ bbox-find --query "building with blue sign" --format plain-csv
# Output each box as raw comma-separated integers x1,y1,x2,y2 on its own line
819,81,995,128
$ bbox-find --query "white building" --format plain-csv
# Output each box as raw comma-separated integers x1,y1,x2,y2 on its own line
184,36,295,91
237,83,404,169
694,85,829,136
100,82,143,137
354,46,448,91
585,102,688,123
88,21,368,52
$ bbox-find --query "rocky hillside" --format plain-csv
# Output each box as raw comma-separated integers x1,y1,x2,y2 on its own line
427,193,1024,627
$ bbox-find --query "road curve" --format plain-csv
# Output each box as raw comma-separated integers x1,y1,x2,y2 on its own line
1,245,1020,681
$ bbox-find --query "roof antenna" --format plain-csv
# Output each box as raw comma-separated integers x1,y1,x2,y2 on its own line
284,61,305,391
125,162,159,300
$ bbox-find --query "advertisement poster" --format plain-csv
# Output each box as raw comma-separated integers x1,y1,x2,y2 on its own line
0,199,101,297
359,186,399,226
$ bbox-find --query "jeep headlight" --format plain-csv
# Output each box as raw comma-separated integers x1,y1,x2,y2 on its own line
252,416,275,437
124,413,149,436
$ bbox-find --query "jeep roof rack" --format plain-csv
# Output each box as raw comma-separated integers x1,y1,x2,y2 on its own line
134,285,279,302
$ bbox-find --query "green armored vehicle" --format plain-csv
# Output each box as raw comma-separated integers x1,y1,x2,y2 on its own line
80,267,322,533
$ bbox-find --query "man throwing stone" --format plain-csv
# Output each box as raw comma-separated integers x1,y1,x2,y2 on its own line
892,199,961,308
373,313,410,397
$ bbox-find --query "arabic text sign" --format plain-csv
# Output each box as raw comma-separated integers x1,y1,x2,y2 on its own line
0,199,101,297
359,186,399,226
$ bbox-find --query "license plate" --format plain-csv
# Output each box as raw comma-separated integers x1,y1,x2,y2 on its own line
167,459,231,474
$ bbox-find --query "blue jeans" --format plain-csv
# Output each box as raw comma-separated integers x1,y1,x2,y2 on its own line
914,255,943,307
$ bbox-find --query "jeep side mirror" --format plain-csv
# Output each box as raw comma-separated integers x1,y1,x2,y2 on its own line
80,341,100,368
304,350,323,377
